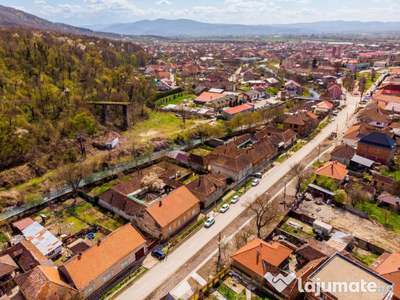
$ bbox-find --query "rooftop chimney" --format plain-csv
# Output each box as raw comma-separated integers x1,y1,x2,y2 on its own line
97,240,101,246
159,200,162,207
256,250,260,264
78,252,82,260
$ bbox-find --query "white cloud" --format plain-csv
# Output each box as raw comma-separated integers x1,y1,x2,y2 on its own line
34,0,46,4
155,0,171,5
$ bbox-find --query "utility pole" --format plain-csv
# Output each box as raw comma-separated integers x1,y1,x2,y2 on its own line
284,181,287,199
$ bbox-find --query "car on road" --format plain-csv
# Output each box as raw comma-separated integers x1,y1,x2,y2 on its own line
251,179,259,187
231,195,240,204
204,217,215,228
175,114,181,117
332,112,338,116
151,249,166,260
331,118,336,122
220,204,229,213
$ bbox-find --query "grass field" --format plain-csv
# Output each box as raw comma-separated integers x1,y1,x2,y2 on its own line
133,111,196,138
188,147,212,156
356,202,400,233
162,94,195,106
356,72,381,90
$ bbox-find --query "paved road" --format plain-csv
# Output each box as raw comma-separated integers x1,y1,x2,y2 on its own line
117,95,358,300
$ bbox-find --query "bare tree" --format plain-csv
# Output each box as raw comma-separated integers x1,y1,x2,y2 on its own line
234,225,254,250
140,173,163,192
245,193,279,238
290,162,309,197
57,162,92,202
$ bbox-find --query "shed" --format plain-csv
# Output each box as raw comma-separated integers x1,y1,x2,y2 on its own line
313,220,333,235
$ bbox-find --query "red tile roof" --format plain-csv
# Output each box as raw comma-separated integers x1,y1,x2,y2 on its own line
146,186,200,228
60,224,146,291
224,104,253,115
15,266,77,300
0,254,18,277
231,238,292,277
195,92,225,103
316,161,348,180
375,252,400,275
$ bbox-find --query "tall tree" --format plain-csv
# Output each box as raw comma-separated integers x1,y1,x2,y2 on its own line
245,193,279,238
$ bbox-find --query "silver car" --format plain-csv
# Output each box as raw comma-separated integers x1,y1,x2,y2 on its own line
204,217,215,228
231,195,240,204
220,204,230,213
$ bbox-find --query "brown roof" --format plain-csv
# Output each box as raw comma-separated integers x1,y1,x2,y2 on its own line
60,224,146,291
146,186,200,228
316,161,348,180
99,189,147,216
283,111,317,126
0,254,18,277
0,295,10,300
373,173,397,185
296,239,337,262
330,144,357,160
210,154,252,172
254,127,297,144
186,173,226,198
2,241,50,272
12,218,35,231
358,107,391,124
68,239,94,255
231,238,292,277
15,266,76,300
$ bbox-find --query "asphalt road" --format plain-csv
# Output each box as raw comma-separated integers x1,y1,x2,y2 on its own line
117,93,359,300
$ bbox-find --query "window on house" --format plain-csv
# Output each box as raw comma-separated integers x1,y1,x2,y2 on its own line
294,125,298,128
183,215,187,222
103,271,113,282
121,258,130,269
168,226,172,234
178,220,181,227
86,285,95,296
192,209,196,215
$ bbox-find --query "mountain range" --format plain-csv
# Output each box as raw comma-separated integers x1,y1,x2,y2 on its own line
83,19,400,36
1,5,400,37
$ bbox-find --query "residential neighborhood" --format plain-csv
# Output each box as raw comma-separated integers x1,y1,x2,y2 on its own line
2,7,400,300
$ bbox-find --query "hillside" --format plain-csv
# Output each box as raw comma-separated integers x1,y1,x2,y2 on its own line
0,27,150,184
0,5,95,35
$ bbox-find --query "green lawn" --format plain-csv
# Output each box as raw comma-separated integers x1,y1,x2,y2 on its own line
133,111,195,139
188,147,212,156
162,94,195,106
356,72,381,90
69,202,125,231
280,223,316,239
216,284,239,300
353,247,380,266
381,169,400,180
356,202,400,233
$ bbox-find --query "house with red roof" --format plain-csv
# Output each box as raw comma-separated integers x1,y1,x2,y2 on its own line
283,111,318,136
222,104,254,119
59,224,147,298
194,91,225,105
315,161,348,181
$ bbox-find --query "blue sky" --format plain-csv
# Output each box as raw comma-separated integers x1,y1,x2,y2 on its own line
5,0,400,26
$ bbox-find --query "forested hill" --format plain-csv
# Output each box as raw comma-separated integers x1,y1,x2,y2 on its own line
0,28,151,178
0,5,95,35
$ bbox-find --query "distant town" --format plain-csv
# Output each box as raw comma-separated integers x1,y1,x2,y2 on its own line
1,5,400,300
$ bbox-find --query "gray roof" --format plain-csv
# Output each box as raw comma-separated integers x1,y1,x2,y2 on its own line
351,154,375,167
358,132,396,150
308,183,335,196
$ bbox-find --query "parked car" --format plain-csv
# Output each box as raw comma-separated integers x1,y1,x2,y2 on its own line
332,112,338,116
231,195,240,204
252,172,262,178
151,249,166,260
331,118,336,122
220,204,230,213
204,217,215,228
251,179,259,187
175,114,181,117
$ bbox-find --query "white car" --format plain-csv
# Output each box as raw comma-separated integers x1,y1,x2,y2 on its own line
204,217,215,228
331,118,336,122
251,179,259,187
231,195,240,204
220,204,230,213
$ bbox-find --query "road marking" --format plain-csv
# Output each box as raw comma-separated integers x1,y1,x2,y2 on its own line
188,243,196,249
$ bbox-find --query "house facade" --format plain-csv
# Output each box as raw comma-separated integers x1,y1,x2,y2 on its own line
186,173,227,208
283,111,318,136
285,80,302,97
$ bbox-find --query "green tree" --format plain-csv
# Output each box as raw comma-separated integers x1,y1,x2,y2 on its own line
334,189,348,204
72,112,97,137
370,69,377,81
312,57,318,69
